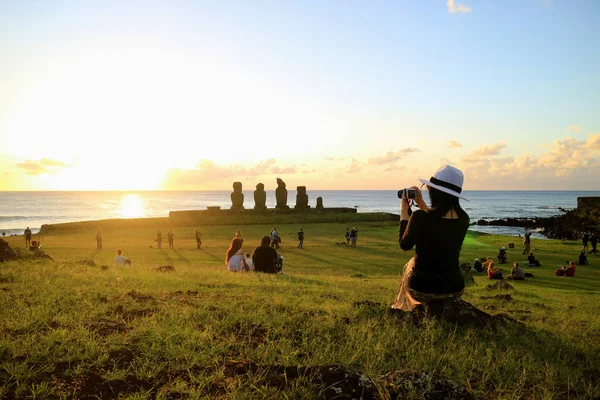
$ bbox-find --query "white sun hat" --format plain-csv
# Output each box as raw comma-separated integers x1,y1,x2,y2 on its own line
419,165,469,201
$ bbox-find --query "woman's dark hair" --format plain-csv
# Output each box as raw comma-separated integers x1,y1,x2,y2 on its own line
428,186,468,219
226,238,243,263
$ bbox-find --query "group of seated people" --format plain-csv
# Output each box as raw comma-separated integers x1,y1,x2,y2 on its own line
226,236,283,273
556,262,576,277
474,257,532,280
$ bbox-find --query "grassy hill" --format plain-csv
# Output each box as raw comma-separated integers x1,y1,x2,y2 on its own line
1,222,599,399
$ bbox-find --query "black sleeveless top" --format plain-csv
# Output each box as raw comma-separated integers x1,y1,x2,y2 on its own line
398,209,470,294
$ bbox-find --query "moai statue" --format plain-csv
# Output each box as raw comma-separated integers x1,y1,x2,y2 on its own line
295,186,310,209
316,196,324,210
254,183,267,210
230,182,244,210
275,178,289,209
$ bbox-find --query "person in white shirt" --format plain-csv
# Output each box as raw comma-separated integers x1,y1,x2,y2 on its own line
114,248,130,266
244,253,253,271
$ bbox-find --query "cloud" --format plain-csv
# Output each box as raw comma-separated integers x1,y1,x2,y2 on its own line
565,125,581,133
447,140,463,148
324,156,345,161
447,0,471,14
15,158,70,175
461,142,507,163
346,158,362,174
162,159,300,188
367,148,420,165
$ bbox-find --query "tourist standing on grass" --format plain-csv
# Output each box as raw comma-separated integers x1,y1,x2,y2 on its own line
297,228,304,249
392,165,470,311
156,230,163,249
590,233,598,254
507,262,525,280
252,236,280,273
95,227,103,250
24,227,32,247
114,248,130,266
226,238,245,272
350,227,358,247
270,228,281,249
194,229,202,249
167,230,174,249
345,228,351,246
582,232,590,252
522,232,531,255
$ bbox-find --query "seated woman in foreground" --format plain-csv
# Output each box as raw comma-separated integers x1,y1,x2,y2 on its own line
225,238,245,272
114,248,130,266
392,165,470,312
507,262,525,280
483,257,503,280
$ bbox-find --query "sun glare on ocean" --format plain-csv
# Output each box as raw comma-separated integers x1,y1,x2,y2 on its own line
118,194,146,218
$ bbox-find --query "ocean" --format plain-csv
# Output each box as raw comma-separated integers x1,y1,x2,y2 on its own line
1,190,599,238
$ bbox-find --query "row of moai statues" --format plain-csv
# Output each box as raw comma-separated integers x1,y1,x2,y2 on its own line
230,178,323,210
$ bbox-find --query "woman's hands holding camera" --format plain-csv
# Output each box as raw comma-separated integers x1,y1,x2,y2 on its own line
400,186,429,221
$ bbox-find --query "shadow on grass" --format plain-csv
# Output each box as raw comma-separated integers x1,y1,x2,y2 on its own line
159,250,173,264
172,249,191,265
290,249,339,267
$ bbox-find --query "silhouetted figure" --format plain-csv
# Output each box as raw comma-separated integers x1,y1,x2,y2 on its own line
295,186,310,209
316,196,324,210
254,183,267,210
167,230,174,249
350,227,358,247
522,232,531,255
194,229,202,249
24,227,32,247
582,232,590,252
578,251,588,265
275,178,289,209
473,258,484,272
590,233,598,254
95,227,103,250
231,182,244,210
297,228,304,249
156,230,163,249
252,236,281,273
345,228,351,246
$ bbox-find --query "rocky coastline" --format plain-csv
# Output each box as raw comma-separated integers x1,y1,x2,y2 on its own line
474,196,600,240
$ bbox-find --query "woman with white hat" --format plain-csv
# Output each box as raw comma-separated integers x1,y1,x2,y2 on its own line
392,165,470,311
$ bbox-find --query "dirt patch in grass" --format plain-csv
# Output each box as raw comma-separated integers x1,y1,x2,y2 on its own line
485,281,515,291
76,259,96,267
86,319,130,337
0,274,15,283
123,290,155,302
156,265,175,272
480,294,514,301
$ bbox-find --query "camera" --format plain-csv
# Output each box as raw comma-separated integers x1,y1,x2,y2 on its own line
398,188,417,200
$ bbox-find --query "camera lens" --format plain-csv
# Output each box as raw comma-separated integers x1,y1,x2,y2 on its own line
397,190,403,199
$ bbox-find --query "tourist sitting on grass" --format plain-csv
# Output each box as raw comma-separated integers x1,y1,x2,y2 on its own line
252,236,281,273
473,258,484,272
507,262,525,280
484,258,503,280
244,253,253,271
527,252,540,266
497,247,507,264
225,238,245,272
114,248,130,266
392,165,470,311
578,251,588,265
556,262,576,277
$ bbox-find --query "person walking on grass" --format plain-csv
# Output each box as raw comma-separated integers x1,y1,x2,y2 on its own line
522,231,531,255
156,230,163,249
297,228,304,249
349,227,358,247
24,227,32,248
167,230,174,249
345,228,351,246
95,227,103,250
194,229,202,250
582,232,590,252
590,233,598,254
271,228,281,249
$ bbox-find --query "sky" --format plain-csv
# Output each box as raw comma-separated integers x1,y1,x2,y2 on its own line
0,0,599,191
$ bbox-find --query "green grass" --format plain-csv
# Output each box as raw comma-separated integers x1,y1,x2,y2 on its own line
1,222,599,399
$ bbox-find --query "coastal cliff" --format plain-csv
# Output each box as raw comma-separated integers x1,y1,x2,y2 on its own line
475,196,600,240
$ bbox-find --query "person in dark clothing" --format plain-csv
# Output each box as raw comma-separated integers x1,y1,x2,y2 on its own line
167,230,174,249
345,228,351,246
582,232,590,252
473,258,484,272
349,227,358,247
590,233,598,254
497,247,507,264
252,236,281,273
578,251,588,265
392,165,470,311
24,227,32,247
297,228,304,249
